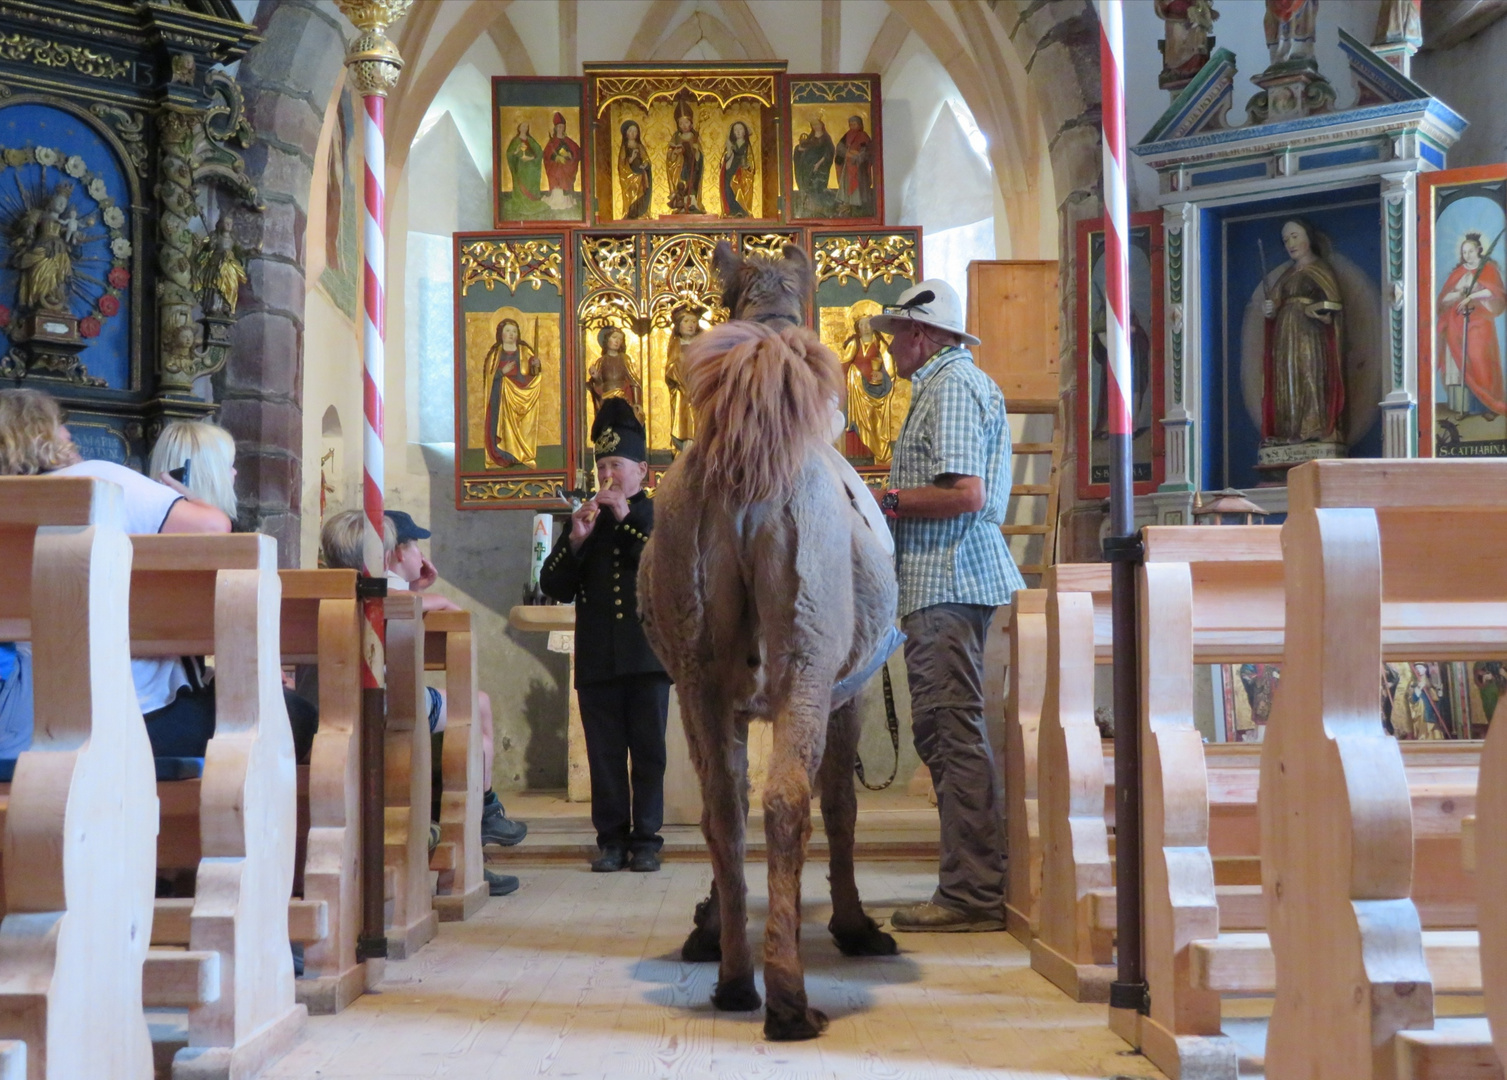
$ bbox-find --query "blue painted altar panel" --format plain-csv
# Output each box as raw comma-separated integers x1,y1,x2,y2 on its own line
0,103,134,390
1202,184,1385,489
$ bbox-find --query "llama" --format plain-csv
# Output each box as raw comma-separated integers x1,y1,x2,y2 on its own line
638,241,899,1041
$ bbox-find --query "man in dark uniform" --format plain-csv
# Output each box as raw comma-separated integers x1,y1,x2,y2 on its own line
540,398,670,873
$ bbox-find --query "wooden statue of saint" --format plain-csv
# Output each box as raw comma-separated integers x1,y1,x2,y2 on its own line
483,317,543,467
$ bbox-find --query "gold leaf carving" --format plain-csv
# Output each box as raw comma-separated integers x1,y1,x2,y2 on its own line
0,33,132,79
580,235,637,293
462,477,563,503
593,73,777,118
459,238,563,296
741,233,800,259
813,235,917,290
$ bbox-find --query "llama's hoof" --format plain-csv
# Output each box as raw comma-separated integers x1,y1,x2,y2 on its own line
681,924,722,963
711,972,761,1012
830,915,898,957
764,1002,828,1041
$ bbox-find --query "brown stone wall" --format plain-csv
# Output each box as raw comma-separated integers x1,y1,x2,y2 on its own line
217,0,348,563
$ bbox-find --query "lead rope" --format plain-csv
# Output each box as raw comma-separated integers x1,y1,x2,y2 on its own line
854,661,901,791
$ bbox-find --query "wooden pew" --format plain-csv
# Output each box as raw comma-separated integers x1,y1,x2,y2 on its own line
278,569,372,1012
1261,461,1504,1080
1031,562,1116,1001
423,610,486,921
382,594,437,959
129,535,307,1078
0,477,157,1079
1480,676,1507,1073
1004,588,1047,943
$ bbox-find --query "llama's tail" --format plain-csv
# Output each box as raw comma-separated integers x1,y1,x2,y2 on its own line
683,319,842,506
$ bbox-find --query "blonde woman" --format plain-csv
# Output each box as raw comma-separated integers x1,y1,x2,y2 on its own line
149,420,240,522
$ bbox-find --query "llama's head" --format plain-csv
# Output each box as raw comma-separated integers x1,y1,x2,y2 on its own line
712,241,811,325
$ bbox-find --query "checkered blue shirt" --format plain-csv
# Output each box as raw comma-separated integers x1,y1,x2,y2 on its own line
890,345,1024,618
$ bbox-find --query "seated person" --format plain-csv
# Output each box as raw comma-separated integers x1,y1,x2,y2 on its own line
321,509,524,897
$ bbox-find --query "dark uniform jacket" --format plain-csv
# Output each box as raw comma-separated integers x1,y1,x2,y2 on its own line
539,491,666,688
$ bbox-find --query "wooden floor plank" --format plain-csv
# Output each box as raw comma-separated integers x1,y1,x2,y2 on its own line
262,859,1165,1080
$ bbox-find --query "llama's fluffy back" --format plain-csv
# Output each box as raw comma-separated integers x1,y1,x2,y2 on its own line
683,319,841,507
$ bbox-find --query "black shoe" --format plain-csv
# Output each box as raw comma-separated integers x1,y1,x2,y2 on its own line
486,868,519,896
629,849,661,873
481,800,528,847
591,847,628,872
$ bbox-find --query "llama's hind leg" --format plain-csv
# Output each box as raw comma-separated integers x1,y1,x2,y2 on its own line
820,699,897,957
693,704,759,1010
762,686,829,1041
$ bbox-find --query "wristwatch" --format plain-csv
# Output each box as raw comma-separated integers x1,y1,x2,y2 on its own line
880,489,900,519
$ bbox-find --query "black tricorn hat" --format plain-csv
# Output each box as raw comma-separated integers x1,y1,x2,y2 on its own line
591,397,646,463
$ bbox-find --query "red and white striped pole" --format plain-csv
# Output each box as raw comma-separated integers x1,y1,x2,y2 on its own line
1098,0,1147,1015
336,0,411,962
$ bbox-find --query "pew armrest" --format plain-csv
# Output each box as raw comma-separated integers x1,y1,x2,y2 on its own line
143,950,221,1007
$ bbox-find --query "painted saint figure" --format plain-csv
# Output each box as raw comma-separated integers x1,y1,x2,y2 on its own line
483,317,543,468
587,324,643,425
542,111,582,212
719,121,756,218
665,94,705,214
1260,219,1344,445
506,122,543,203
618,121,652,220
664,304,704,452
1154,0,1219,90
840,299,897,463
791,118,834,218
15,184,83,312
833,115,874,217
1264,0,1318,66
1437,230,1507,418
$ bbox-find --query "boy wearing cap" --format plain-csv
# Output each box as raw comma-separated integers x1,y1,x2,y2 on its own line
868,277,1025,933
385,510,461,614
540,399,669,873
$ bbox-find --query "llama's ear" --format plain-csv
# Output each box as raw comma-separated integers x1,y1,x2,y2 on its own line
781,243,813,291
712,240,741,286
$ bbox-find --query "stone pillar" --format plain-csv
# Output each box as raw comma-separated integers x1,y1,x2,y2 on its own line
1160,201,1199,492
1380,170,1418,458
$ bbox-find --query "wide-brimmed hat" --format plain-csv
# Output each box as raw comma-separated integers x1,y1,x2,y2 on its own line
867,278,980,346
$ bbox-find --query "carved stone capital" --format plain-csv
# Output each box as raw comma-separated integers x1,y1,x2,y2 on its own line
335,0,412,98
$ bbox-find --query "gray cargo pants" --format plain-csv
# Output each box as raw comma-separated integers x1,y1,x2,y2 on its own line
901,602,1005,916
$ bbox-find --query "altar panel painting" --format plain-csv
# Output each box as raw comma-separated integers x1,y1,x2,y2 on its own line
454,233,573,509
1419,165,1507,458
587,67,782,225
787,76,881,223
811,230,920,479
1075,214,1164,499
493,79,586,226
1206,186,1384,489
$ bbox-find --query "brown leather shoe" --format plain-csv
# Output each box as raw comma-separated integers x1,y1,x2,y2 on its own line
890,901,1005,933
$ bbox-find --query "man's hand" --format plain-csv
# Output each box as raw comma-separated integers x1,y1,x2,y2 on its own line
596,483,630,521
568,499,598,553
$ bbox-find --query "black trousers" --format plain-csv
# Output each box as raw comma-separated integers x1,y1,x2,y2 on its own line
144,684,319,763
576,673,670,853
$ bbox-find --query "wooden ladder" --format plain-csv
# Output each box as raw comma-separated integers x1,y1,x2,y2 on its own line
1002,399,1064,583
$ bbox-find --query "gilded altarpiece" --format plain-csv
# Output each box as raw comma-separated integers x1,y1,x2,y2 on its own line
458,62,905,507
453,233,576,509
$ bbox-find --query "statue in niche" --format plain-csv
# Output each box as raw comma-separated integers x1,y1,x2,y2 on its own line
587,323,642,421
193,216,249,316
14,183,87,312
1263,0,1318,66
841,299,896,464
834,116,874,217
1259,219,1344,447
618,120,652,220
1373,0,1422,48
792,118,834,218
664,303,704,452
542,112,582,213
1154,0,1219,91
505,121,544,204
1436,230,1507,419
666,93,705,214
719,121,756,218
483,317,543,468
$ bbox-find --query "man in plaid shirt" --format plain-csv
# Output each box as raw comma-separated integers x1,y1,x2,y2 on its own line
870,278,1024,932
